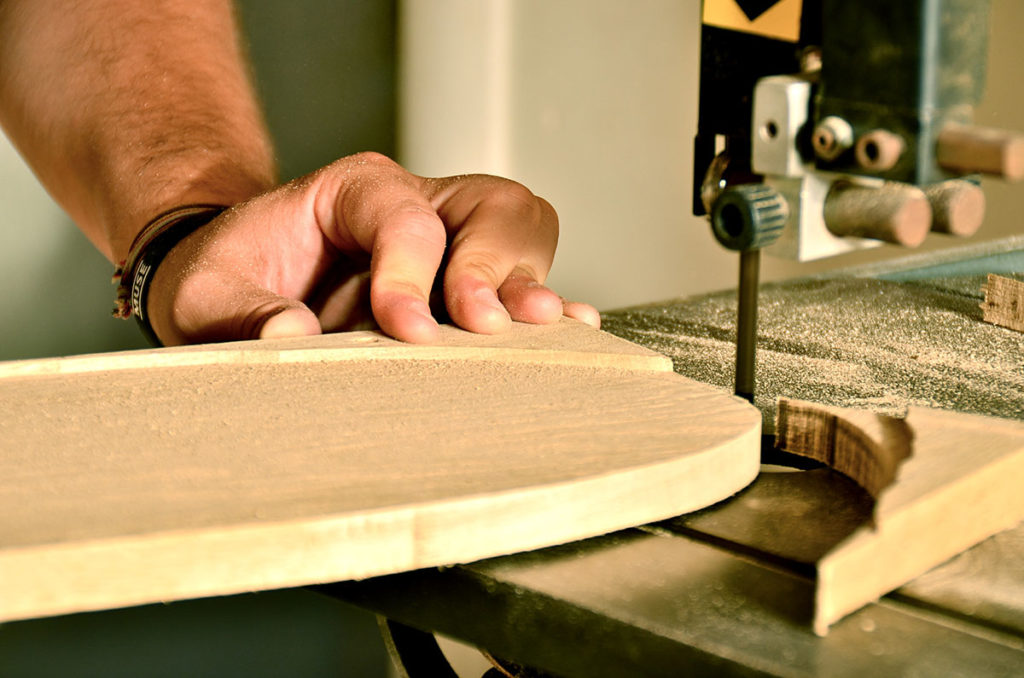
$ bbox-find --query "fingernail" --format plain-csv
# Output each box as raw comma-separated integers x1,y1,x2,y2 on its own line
393,300,440,343
475,287,509,316
408,299,437,324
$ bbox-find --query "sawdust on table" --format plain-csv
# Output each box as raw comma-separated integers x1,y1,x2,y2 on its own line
602,275,1024,430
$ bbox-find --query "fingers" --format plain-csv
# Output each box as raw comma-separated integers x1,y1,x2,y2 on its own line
321,154,446,343
318,155,574,341
438,187,602,332
365,209,445,343
146,153,596,346
257,305,323,339
497,269,564,326
561,300,601,329
426,178,564,334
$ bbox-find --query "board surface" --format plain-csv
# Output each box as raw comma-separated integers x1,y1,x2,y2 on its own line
0,320,761,622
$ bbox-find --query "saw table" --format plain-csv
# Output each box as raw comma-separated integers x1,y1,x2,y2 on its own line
330,236,1024,677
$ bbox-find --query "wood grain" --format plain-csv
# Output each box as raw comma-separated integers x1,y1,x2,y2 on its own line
774,399,1024,635
775,397,912,498
936,123,1024,181
981,273,1024,333
0,319,761,623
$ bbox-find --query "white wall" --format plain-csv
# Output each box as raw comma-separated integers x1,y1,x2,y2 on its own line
399,0,1024,312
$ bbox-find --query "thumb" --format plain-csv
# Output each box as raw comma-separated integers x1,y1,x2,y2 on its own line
254,302,322,340
150,269,322,345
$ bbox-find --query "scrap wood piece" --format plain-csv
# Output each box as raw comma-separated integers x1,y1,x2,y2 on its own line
980,273,1024,332
775,397,912,498
0,316,675,380
775,398,1024,636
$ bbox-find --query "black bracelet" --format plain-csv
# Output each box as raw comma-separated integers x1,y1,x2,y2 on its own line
113,205,228,346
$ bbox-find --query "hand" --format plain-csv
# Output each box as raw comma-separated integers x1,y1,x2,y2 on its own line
148,152,599,345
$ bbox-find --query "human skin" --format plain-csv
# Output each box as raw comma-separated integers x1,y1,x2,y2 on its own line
0,0,598,345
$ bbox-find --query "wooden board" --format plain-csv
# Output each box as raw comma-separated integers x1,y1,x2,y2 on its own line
774,398,1024,635
0,319,761,623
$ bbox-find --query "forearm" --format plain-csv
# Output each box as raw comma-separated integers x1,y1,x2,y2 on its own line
0,0,275,262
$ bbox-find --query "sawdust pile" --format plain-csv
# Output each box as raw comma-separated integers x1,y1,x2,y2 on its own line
602,275,1024,430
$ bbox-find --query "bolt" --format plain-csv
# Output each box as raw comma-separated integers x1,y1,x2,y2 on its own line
812,116,853,161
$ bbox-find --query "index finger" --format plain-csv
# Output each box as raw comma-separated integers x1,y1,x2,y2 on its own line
427,177,563,333
317,154,448,342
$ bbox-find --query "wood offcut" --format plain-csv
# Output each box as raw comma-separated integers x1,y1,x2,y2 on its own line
981,273,1024,333
774,398,1024,635
775,397,912,498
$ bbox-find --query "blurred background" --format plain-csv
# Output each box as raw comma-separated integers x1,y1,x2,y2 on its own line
3,0,1021,363
0,0,398,361
0,1,1020,676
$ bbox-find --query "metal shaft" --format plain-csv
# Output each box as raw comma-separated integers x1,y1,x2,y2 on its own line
735,249,760,403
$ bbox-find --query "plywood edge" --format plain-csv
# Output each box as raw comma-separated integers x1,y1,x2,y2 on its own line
775,397,913,498
0,416,760,624
0,320,672,380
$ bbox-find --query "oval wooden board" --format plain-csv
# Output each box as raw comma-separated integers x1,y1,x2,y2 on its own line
0,320,760,622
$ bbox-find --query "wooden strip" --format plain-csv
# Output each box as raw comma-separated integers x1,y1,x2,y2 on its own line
0,321,760,623
981,273,1024,333
660,466,1024,638
0,319,673,379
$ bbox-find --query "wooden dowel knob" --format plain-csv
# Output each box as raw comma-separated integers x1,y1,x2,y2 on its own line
937,123,1024,181
824,181,931,247
924,179,986,237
